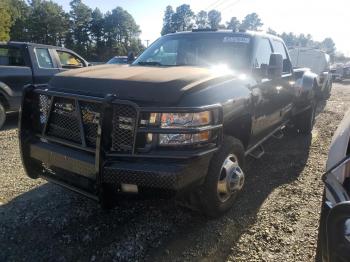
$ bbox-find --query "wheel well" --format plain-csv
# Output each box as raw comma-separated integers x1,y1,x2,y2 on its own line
223,114,252,149
0,93,9,110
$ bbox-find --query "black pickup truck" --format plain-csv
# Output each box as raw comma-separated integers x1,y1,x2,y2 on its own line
20,30,318,217
0,42,88,128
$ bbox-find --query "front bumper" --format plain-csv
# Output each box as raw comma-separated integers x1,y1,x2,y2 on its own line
29,140,212,194
20,85,221,200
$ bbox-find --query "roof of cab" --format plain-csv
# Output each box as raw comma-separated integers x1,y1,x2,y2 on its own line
166,29,283,41
0,41,72,51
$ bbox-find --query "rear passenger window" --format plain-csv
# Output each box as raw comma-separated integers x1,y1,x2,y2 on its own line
35,48,54,69
0,47,25,66
272,40,291,73
254,38,272,68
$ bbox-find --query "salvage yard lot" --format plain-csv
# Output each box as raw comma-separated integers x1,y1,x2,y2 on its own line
1,83,350,262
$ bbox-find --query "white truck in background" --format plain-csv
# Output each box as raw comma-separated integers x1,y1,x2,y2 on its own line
289,48,333,98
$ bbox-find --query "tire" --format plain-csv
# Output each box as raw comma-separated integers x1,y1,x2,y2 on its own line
198,136,245,217
294,101,316,135
0,101,6,130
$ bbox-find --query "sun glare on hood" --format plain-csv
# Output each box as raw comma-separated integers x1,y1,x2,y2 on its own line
210,64,235,76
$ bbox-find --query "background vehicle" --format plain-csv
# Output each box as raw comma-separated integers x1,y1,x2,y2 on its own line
0,42,89,129
330,63,345,82
343,64,350,79
331,64,344,82
106,56,129,64
317,109,350,262
19,30,318,217
289,48,332,98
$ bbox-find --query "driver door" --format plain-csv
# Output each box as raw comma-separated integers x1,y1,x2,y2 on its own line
250,37,281,143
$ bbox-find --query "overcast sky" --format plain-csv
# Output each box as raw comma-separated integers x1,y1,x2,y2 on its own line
55,0,350,55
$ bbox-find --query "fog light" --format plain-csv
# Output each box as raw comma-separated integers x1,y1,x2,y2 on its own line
159,131,211,146
121,184,138,193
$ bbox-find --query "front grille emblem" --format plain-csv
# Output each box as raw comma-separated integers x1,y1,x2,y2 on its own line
54,102,75,113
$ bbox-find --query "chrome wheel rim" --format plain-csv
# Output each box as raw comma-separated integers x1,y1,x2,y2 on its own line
217,154,245,203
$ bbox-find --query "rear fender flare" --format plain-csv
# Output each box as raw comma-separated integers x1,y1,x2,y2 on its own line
292,71,318,115
301,71,318,92
299,71,318,102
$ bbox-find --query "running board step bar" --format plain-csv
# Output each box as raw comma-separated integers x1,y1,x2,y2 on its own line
248,144,265,159
244,123,288,159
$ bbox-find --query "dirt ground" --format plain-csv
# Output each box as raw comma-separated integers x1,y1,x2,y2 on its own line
0,82,349,262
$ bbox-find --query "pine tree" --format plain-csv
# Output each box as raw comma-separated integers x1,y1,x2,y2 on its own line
161,5,175,35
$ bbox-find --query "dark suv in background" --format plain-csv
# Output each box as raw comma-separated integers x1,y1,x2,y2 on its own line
0,42,88,129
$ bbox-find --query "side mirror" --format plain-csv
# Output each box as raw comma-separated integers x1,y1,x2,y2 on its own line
268,53,283,79
327,202,350,261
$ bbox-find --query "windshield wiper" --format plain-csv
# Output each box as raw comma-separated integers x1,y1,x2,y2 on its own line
137,61,163,66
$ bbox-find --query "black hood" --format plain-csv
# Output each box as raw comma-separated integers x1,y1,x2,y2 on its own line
48,65,237,105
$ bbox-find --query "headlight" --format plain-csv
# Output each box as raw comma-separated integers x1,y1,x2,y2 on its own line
160,111,211,128
142,110,218,146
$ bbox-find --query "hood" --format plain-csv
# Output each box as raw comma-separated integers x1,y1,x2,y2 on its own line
48,64,236,105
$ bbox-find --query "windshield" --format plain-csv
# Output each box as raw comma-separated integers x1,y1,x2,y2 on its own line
133,33,251,69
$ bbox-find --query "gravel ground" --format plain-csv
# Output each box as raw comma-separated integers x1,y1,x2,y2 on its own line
0,82,349,262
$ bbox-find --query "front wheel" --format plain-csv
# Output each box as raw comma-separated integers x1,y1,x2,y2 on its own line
198,136,245,217
0,102,6,130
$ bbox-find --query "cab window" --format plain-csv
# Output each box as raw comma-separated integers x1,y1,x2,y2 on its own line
254,38,272,68
0,47,25,66
57,51,84,68
272,40,291,73
35,48,54,69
